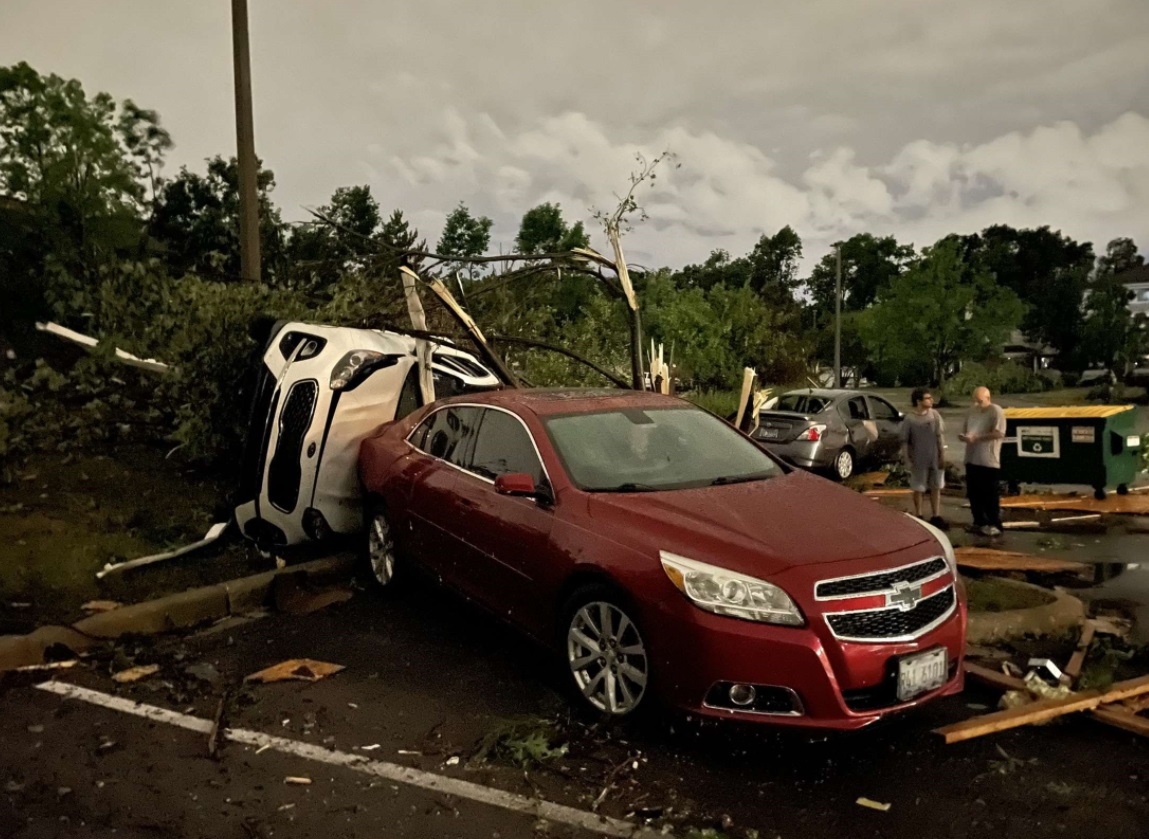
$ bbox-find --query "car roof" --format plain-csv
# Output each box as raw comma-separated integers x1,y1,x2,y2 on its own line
438,387,688,418
781,388,872,400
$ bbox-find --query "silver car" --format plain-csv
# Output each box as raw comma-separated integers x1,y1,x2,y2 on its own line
752,389,904,480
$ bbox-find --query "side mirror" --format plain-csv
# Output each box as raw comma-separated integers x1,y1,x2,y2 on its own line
495,472,541,497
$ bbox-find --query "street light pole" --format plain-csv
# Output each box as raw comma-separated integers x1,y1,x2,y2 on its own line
232,0,261,283
834,243,842,388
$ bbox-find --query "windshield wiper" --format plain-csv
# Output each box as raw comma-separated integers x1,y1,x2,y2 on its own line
592,482,660,493
710,472,775,486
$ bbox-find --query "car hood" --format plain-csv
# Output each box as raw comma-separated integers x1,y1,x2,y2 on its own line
585,469,932,578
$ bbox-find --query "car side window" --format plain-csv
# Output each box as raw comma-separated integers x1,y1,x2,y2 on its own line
868,398,898,421
839,396,868,421
413,407,481,467
395,365,423,420
470,409,544,484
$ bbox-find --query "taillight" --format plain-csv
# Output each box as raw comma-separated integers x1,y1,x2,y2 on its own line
797,424,826,442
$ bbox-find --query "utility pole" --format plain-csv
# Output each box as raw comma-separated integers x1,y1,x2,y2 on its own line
232,0,261,282
834,243,842,388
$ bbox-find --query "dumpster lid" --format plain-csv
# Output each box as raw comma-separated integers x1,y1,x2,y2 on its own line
1003,405,1134,419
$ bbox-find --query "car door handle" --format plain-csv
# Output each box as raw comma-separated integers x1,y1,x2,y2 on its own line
459,497,478,509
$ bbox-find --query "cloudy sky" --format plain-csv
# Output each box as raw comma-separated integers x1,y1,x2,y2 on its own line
5,0,1149,270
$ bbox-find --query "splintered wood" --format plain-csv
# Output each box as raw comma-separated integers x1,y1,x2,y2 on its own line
244,659,344,684
1000,493,1149,515
953,547,1089,574
939,672,1149,743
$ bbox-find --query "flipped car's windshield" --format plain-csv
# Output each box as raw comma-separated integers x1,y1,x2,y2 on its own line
543,406,784,492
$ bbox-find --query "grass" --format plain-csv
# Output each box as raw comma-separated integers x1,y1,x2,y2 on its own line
964,577,1056,613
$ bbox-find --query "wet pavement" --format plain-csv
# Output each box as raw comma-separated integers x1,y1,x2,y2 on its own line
3,573,1149,839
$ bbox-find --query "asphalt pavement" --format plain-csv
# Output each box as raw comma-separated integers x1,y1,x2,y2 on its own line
3,575,1147,839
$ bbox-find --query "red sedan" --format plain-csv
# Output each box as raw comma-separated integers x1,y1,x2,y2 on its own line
358,388,966,729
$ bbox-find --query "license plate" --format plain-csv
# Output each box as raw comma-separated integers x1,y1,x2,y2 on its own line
896,647,948,702
762,428,780,439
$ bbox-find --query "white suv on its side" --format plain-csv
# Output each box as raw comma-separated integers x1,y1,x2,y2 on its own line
234,321,502,548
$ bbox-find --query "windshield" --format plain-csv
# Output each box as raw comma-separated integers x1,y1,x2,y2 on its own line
776,394,828,414
543,406,784,492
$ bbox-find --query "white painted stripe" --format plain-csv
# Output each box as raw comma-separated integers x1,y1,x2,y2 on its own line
36,681,650,838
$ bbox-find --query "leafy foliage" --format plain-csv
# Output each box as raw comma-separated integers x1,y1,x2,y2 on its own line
942,361,1050,400
861,238,1026,386
514,202,589,254
149,155,286,283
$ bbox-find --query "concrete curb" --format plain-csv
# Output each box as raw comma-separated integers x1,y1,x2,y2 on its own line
966,578,1085,644
0,555,355,672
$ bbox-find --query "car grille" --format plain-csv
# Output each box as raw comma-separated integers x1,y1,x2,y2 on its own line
825,586,956,642
816,557,948,599
268,380,318,513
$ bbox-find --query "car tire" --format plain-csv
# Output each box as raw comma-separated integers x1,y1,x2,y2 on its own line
561,585,651,719
363,497,401,591
833,448,855,481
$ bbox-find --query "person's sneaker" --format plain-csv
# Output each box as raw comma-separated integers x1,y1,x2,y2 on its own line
978,525,996,536
987,526,1003,536
929,516,949,530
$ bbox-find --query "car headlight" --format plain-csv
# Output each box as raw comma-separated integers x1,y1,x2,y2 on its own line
905,514,957,575
659,551,804,626
329,350,385,390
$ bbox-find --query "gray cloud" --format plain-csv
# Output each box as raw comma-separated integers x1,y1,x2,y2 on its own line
3,0,1148,269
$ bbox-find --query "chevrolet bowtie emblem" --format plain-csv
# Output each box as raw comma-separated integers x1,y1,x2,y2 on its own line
887,581,923,612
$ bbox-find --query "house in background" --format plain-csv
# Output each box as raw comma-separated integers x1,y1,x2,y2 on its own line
1117,265,1149,317
1002,328,1057,372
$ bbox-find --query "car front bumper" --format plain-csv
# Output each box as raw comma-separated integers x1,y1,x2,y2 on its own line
649,594,967,730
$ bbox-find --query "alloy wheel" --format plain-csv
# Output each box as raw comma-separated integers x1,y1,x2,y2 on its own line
835,449,854,480
367,510,396,587
567,600,648,715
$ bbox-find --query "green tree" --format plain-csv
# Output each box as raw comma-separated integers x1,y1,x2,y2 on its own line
0,62,171,338
644,270,807,388
437,202,493,261
1096,237,1145,278
514,202,589,254
1082,273,1147,378
747,225,803,305
861,238,1026,387
287,185,382,295
804,233,915,316
958,225,1094,366
149,155,286,283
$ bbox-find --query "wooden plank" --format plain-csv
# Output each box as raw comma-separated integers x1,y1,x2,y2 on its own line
935,674,1149,744
1061,621,1097,685
1090,706,1149,738
1123,695,1149,714
964,661,1026,692
1001,493,1149,515
953,547,1089,574
399,268,435,404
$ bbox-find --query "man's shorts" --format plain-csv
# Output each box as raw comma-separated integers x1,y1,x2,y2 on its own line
909,464,945,493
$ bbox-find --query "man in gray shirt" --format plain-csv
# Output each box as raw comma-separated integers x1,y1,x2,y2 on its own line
959,386,1007,536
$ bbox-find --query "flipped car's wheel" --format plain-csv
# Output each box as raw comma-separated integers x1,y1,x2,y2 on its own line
364,499,399,590
833,448,855,481
563,587,650,717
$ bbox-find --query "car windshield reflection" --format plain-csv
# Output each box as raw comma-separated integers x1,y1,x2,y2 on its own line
544,406,783,492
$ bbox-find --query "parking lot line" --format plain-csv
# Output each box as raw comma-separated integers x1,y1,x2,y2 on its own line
35,680,647,838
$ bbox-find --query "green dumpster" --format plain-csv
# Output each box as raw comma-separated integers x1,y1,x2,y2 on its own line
1000,406,1142,499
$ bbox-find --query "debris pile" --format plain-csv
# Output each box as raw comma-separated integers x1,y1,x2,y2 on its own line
941,618,1149,743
